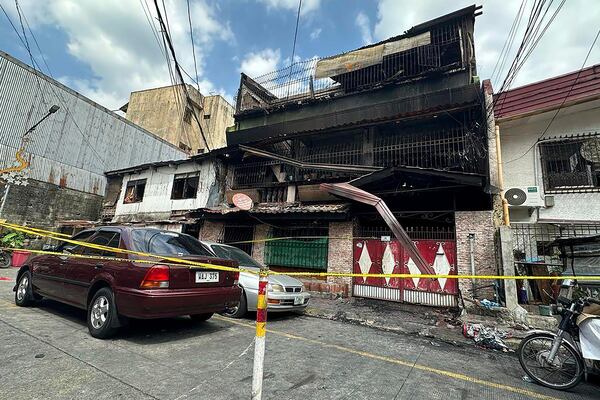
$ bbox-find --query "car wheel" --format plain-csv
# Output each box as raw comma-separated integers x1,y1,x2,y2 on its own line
87,287,119,339
222,290,247,319
15,271,35,307
190,313,214,322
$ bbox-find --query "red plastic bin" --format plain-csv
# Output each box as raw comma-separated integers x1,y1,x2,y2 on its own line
11,250,30,268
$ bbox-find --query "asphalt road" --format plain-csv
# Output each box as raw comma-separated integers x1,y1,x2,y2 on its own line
1,267,599,400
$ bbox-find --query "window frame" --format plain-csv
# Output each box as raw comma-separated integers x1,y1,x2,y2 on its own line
539,137,600,194
171,172,200,200
123,179,146,204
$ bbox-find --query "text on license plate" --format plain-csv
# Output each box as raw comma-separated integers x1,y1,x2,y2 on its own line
196,271,219,283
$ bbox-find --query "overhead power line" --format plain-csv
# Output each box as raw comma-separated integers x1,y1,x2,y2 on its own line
504,27,600,164
152,0,211,152
186,0,200,92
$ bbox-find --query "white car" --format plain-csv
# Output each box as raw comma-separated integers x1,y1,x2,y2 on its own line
199,241,310,318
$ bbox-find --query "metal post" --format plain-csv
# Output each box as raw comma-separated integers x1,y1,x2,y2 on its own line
251,268,269,400
0,184,10,219
468,233,476,298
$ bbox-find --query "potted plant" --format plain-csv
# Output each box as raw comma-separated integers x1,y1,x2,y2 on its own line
0,230,29,268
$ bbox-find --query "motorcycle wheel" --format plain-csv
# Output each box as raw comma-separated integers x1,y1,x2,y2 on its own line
518,332,584,390
0,252,10,269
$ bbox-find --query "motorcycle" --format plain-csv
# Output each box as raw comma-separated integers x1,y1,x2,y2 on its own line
518,280,600,390
0,249,10,268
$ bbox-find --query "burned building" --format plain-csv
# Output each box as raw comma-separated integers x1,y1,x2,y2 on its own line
202,6,499,305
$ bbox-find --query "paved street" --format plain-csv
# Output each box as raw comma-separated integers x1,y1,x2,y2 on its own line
0,269,598,400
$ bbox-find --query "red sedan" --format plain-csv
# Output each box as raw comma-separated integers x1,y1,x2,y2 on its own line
13,227,241,338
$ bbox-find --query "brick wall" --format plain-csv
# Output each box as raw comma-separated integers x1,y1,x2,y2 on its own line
0,179,102,229
251,224,269,265
455,211,498,300
326,221,354,294
199,221,223,242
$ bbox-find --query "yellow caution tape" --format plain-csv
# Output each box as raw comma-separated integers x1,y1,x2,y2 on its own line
3,221,600,280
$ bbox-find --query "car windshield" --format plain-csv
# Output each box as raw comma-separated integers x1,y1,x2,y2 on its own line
132,229,212,256
210,244,261,268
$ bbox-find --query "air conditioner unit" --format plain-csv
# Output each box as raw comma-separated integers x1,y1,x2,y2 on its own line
504,186,544,207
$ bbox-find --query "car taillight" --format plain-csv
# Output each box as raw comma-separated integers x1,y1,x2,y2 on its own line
140,265,170,289
231,271,239,285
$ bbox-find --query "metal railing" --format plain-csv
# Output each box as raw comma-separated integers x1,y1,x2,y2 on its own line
237,20,466,113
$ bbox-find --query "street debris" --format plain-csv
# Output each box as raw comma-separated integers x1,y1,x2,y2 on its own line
462,322,512,352
479,299,501,309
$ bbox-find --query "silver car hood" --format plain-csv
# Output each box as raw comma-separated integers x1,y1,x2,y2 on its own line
239,268,303,289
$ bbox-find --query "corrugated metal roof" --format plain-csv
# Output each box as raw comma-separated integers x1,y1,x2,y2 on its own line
494,64,600,120
0,51,186,195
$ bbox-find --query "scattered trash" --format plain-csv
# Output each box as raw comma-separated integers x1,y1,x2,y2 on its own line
479,299,501,309
34,353,45,359
462,323,512,352
522,375,534,383
430,341,441,347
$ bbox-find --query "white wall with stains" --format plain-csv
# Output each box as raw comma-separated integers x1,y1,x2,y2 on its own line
113,159,217,222
500,98,600,223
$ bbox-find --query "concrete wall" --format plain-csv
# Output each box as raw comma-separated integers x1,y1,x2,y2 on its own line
455,211,498,300
199,221,223,242
499,99,600,223
203,95,234,150
126,86,232,154
112,159,219,222
0,180,102,229
251,224,270,265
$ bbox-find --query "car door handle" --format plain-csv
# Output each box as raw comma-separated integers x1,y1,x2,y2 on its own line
95,263,104,269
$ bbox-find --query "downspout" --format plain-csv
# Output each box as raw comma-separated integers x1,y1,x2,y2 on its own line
495,125,510,226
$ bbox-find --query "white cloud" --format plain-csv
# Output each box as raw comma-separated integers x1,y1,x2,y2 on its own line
239,48,281,78
310,27,322,40
355,11,373,45
372,0,600,90
4,0,234,109
257,0,321,16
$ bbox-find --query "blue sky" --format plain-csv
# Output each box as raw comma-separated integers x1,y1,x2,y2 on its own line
1,0,599,110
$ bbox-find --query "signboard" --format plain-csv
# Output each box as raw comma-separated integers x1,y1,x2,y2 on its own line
232,193,254,211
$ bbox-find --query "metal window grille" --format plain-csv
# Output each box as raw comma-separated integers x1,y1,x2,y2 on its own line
358,223,455,241
512,223,600,265
539,133,600,193
221,225,254,256
264,226,329,270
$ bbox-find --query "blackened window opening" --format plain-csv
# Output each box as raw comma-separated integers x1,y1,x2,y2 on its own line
171,173,200,199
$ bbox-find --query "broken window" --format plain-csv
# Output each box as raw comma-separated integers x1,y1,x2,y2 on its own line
123,179,146,204
171,173,200,200
540,136,600,192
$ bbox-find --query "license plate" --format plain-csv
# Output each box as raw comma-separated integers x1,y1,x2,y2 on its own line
294,296,303,305
196,271,219,283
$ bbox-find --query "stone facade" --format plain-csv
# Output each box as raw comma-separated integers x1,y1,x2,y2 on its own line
326,221,354,294
198,221,223,243
455,210,498,300
0,180,102,229
251,224,269,265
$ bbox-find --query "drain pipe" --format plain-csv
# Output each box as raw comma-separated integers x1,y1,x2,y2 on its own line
468,233,476,298
495,125,510,226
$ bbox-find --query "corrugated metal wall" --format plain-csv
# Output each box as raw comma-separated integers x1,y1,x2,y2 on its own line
0,51,186,196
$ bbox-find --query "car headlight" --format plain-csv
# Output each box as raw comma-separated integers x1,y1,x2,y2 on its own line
268,283,284,292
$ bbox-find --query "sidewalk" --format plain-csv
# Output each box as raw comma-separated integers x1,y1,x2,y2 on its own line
304,295,559,350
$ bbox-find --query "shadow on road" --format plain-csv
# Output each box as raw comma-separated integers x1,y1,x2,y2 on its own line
34,299,237,344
